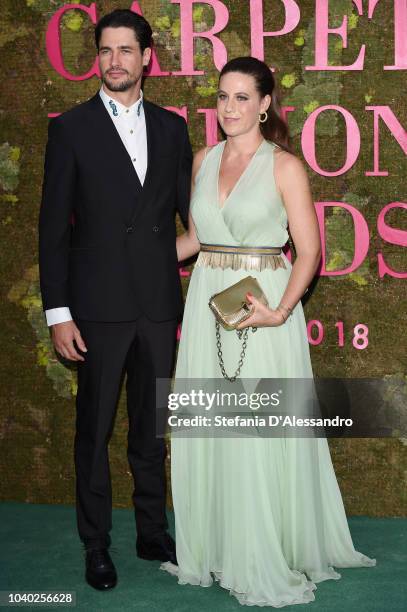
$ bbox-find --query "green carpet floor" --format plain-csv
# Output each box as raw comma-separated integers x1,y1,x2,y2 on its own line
0,503,405,611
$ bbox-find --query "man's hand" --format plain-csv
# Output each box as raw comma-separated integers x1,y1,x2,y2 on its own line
51,320,87,361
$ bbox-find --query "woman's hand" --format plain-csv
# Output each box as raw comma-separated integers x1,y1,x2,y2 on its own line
176,213,200,261
176,147,210,262
236,293,286,329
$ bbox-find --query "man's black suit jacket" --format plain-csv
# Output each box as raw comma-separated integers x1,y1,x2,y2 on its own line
39,92,193,322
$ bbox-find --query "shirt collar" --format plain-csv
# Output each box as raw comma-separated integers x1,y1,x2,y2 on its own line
99,86,144,119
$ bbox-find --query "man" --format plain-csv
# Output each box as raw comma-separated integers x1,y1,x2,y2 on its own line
39,9,192,590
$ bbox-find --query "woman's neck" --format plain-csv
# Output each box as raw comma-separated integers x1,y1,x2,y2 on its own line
224,131,264,156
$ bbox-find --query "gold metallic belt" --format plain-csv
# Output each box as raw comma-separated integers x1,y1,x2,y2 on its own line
196,243,287,272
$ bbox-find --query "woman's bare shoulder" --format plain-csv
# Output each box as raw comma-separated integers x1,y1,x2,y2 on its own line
274,146,308,181
192,145,216,178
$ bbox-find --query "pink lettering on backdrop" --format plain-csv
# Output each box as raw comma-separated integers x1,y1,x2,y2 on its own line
377,202,407,278
171,0,229,74
369,0,407,69
365,106,407,176
46,3,99,81
249,0,300,65
280,106,296,124
198,109,219,145
179,267,191,277
129,1,169,75
45,1,407,78
282,237,294,263
315,202,370,276
307,0,365,70
301,106,360,176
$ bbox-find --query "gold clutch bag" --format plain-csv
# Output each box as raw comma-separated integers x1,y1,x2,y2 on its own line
208,276,268,381
209,275,269,331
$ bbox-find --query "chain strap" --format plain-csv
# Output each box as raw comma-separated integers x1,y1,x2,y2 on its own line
215,321,257,382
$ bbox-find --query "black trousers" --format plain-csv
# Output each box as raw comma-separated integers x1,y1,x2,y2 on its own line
74,315,178,550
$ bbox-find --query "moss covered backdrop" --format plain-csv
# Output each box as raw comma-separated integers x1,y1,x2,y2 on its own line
0,0,406,516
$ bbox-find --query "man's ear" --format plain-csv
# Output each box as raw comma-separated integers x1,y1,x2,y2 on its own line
143,47,152,68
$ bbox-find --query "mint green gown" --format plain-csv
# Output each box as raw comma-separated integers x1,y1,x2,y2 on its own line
162,140,376,607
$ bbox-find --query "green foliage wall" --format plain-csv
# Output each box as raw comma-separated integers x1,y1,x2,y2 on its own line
0,0,406,516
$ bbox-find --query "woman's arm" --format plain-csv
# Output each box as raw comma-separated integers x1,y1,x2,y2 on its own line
176,147,208,262
238,150,321,329
272,149,321,311
176,210,200,261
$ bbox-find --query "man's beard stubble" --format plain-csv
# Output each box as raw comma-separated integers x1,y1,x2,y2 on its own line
102,72,138,93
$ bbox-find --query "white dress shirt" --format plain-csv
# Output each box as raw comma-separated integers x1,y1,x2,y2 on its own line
45,86,148,327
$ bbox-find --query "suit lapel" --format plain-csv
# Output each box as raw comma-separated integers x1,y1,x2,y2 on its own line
87,93,143,200
128,100,160,226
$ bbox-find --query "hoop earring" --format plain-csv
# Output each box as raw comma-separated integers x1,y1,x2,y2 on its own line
259,111,268,123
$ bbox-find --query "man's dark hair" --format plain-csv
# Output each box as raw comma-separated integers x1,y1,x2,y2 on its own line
95,9,152,52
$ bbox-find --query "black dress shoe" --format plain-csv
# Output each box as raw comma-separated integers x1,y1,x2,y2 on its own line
136,532,177,565
85,548,117,590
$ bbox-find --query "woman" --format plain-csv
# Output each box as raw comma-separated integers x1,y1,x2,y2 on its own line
162,57,376,607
